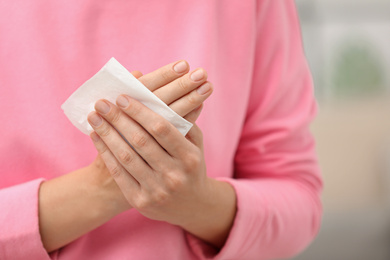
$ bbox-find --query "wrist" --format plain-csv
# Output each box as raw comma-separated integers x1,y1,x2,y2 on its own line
178,177,237,248
39,164,130,252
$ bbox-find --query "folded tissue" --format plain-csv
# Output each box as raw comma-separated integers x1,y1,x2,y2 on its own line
61,58,193,136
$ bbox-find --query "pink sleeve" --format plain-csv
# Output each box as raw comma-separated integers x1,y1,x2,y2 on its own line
189,1,322,259
0,179,52,260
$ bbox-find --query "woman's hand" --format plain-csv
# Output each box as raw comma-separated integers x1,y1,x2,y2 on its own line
89,97,210,226
88,82,237,248
88,60,212,200
88,60,214,224
88,60,213,210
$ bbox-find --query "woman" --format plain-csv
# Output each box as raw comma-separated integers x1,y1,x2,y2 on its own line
0,1,322,259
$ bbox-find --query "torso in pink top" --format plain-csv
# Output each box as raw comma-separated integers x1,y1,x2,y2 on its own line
0,1,322,259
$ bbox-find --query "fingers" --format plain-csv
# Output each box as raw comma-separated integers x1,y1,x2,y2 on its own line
153,68,208,105
138,60,189,92
134,61,212,120
92,100,174,171
168,82,213,117
89,131,140,198
87,110,157,183
116,96,193,159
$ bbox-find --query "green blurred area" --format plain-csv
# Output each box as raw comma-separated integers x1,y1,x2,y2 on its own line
332,40,385,97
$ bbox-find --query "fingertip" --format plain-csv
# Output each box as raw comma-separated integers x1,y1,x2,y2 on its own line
131,70,143,79
116,94,130,108
94,99,108,110
173,60,190,74
201,68,208,79
87,110,97,121
196,81,213,96
207,82,213,94
190,68,208,82
87,111,103,127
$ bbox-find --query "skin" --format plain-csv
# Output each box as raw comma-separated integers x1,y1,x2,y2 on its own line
39,60,237,253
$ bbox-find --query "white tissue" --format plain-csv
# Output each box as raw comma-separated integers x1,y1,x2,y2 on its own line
61,58,193,136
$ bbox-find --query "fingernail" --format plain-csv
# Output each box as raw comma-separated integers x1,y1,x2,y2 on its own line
90,132,100,142
95,100,110,114
117,95,129,108
197,82,211,95
190,69,205,82
89,113,103,127
173,61,188,74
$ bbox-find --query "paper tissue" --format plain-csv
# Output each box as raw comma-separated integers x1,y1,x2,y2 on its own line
61,58,193,136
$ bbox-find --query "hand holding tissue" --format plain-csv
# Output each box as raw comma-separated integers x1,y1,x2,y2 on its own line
61,58,193,136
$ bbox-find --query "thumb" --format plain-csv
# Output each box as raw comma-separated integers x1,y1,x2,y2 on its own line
131,70,143,79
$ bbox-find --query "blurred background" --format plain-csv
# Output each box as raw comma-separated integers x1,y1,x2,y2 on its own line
293,0,390,259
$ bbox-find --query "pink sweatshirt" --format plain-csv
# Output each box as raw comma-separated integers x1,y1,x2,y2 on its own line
0,1,322,259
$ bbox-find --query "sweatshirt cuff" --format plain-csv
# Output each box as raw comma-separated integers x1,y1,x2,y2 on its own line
0,179,52,260
186,177,262,260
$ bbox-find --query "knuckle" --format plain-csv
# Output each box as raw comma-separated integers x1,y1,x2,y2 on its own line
110,109,122,124
186,93,198,105
118,149,134,165
98,144,110,156
161,70,172,81
184,152,201,171
107,164,122,178
165,174,185,193
133,196,149,210
126,100,142,117
153,189,169,204
98,124,111,137
134,189,170,210
151,121,171,137
131,131,148,148
178,77,188,92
